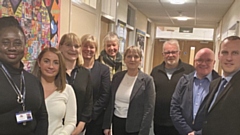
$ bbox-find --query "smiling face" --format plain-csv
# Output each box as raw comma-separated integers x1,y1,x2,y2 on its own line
104,39,119,58
162,42,180,69
124,47,142,70
194,48,215,79
0,27,25,68
59,41,81,62
219,39,240,77
81,42,96,60
38,51,60,80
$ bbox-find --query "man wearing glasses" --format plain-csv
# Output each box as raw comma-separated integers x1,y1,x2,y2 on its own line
151,39,195,135
170,48,220,135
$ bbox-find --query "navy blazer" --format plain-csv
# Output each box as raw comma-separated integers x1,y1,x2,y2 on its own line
103,70,155,135
202,70,240,135
90,61,111,122
170,70,220,135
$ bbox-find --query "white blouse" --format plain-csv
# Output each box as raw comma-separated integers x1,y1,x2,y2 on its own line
45,84,77,135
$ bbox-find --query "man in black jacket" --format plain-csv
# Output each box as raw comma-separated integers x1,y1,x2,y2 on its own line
170,48,220,135
151,39,194,135
202,36,240,135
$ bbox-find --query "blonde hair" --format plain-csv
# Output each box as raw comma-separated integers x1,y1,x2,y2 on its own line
59,33,83,66
81,34,99,59
124,45,143,60
32,47,66,92
103,32,119,48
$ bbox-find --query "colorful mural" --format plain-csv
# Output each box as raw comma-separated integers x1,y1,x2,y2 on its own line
0,0,60,72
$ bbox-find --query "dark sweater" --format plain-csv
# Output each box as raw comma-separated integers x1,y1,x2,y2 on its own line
0,61,48,135
66,65,93,124
150,60,195,126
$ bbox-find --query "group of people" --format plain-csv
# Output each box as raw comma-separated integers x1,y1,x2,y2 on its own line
0,16,240,135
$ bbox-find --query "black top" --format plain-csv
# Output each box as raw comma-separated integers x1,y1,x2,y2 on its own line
0,61,48,135
66,65,93,123
151,60,195,126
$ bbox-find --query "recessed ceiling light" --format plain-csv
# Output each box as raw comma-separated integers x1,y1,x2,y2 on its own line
170,0,185,4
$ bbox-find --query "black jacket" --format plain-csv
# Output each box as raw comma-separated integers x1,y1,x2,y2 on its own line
150,60,195,126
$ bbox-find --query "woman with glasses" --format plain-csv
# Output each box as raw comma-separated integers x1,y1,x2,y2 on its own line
103,46,155,135
32,47,77,135
59,33,93,135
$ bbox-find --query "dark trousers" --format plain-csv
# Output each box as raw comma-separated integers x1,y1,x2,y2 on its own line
85,111,106,135
85,120,104,135
154,124,179,135
112,115,139,135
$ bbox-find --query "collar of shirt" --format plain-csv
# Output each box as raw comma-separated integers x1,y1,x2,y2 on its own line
222,68,240,82
194,71,212,81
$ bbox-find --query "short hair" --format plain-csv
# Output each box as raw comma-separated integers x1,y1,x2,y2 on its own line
124,45,143,60
103,32,119,47
0,16,26,43
32,47,66,92
59,33,83,66
81,34,98,59
220,36,240,47
162,39,180,51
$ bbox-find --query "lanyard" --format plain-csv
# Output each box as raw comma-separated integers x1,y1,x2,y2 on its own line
0,64,26,111
66,69,78,85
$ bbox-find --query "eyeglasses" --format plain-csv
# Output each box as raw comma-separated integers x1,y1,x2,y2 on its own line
195,59,213,64
64,43,80,49
163,50,179,55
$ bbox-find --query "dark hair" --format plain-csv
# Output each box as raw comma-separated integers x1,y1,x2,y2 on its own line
0,16,26,42
32,47,66,92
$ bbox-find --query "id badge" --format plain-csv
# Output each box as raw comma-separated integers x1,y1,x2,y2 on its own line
16,111,33,123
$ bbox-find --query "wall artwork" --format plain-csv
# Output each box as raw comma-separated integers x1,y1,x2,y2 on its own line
116,20,127,54
135,29,145,68
0,0,61,72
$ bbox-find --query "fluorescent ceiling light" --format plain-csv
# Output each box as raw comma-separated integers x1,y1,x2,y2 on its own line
177,16,188,21
170,0,185,4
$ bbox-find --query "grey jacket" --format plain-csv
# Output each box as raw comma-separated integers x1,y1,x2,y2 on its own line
103,70,155,135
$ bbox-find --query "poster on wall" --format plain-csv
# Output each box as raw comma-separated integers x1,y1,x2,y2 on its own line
135,29,145,68
116,20,127,54
0,0,61,72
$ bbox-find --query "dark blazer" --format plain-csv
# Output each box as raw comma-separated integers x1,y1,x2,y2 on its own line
170,70,220,135
202,70,240,135
103,70,156,135
90,61,111,123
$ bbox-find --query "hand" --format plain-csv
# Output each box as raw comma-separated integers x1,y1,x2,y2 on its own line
104,129,111,135
71,122,85,135
188,131,195,135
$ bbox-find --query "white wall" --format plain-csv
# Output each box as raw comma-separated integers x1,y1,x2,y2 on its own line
220,0,240,39
70,4,97,37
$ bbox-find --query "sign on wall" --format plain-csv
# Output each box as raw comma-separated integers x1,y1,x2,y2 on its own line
135,29,145,68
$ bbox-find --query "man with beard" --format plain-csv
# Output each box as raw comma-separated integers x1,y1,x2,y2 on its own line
151,39,194,135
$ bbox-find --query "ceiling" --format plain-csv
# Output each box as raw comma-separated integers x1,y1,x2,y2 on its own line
128,0,235,28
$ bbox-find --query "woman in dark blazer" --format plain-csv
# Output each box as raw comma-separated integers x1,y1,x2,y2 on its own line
103,46,155,135
59,33,93,135
80,34,111,135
